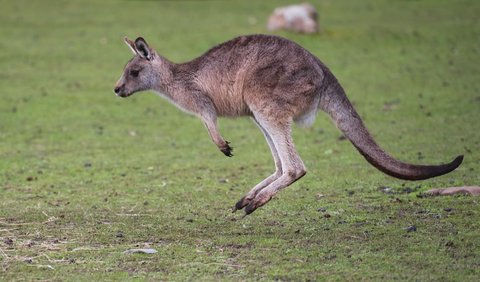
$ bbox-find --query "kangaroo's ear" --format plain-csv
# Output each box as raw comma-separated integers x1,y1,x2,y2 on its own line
134,37,153,60
124,37,137,55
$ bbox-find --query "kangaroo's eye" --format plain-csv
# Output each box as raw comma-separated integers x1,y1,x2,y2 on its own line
129,69,140,77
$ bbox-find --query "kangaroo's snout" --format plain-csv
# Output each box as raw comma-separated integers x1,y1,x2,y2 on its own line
114,84,129,97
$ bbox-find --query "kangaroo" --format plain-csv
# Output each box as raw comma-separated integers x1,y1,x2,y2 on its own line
114,35,463,215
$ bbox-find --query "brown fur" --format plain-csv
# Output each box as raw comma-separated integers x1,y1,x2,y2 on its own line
114,35,463,215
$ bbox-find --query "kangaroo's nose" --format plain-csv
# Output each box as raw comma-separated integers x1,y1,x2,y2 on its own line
114,86,121,94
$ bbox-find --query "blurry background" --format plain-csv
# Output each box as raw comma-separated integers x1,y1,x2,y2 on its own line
0,0,479,280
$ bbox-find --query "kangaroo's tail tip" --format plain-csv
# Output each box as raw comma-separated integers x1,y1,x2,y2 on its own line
383,154,464,181
451,154,464,170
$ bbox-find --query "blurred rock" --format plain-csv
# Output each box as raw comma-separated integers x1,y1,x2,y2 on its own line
425,186,480,196
406,225,417,232
123,248,157,254
267,3,319,34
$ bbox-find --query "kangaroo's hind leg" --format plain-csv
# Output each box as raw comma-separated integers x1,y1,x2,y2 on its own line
233,117,283,212
237,113,307,215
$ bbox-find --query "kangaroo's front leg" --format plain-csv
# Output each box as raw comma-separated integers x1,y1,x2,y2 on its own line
182,90,233,157
201,113,233,157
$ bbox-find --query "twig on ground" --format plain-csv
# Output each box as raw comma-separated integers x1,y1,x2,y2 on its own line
116,213,154,217
27,264,55,270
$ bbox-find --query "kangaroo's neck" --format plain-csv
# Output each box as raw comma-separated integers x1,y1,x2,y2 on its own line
151,55,176,95
150,56,206,115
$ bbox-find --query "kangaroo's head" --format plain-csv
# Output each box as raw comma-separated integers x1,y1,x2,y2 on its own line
114,37,160,98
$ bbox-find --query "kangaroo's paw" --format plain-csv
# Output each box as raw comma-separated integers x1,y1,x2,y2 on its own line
232,195,252,213
244,193,272,215
220,141,233,157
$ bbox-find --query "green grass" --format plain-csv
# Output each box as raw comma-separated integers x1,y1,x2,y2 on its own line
1,0,479,280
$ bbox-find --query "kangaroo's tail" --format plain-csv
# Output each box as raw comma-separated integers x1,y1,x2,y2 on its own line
319,78,463,181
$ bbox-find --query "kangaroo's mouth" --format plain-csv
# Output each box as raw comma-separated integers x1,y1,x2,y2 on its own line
116,92,133,98
114,88,133,98
113,85,133,98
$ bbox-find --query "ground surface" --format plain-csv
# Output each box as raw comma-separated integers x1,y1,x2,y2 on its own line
1,0,479,280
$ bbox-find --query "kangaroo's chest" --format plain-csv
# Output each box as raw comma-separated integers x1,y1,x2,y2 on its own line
195,68,251,117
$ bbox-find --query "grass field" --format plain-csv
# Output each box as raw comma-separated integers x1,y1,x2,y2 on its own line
1,0,479,280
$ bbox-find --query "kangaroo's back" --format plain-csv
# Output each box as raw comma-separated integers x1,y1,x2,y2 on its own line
179,35,327,118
